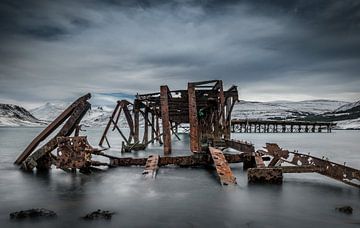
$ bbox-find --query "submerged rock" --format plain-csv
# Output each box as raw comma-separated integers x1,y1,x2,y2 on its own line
9,208,56,219
336,206,353,214
82,209,115,220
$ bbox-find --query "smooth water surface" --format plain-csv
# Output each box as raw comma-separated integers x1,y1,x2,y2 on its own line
0,127,359,228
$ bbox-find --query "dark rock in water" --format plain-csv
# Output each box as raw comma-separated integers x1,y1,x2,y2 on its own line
10,208,57,219
336,206,353,214
82,209,115,220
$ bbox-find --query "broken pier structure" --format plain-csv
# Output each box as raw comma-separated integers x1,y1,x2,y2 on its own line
13,80,360,188
231,119,336,133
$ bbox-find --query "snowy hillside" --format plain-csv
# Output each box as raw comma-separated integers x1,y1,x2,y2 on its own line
334,100,360,113
0,104,45,127
30,102,68,121
232,100,349,120
2,99,358,129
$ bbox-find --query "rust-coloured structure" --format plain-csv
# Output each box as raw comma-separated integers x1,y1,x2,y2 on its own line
13,80,360,188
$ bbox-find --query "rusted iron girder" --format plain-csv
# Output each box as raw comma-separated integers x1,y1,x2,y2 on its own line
108,153,244,167
263,143,360,188
160,85,171,155
15,93,91,165
209,147,237,185
20,100,91,171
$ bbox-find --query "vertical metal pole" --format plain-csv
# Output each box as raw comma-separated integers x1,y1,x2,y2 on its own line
134,99,140,143
143,107,149,144
188,83,200,152
151,111,155,143
160,86,171,155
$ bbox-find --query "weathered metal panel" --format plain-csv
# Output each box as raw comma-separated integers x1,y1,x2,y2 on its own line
209,147,237,186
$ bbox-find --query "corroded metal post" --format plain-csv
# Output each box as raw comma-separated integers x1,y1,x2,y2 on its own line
151,111,155,143
99,101,120,147
143,107,149,144
160,86,171,155
188,83,200,152
134,99,140,143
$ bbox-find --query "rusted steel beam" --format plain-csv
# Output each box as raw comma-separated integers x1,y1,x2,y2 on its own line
133,99,140,143
188,83,200,152
110,119,129,144
263,143,360,188
108,153,243,167
142,155,160,178
280,166,323,173
151,112,155,142
160,85,171,155
15,93,91,165
209,147,237,186
224,139,255,153
143,107,149,144
21,101,91,170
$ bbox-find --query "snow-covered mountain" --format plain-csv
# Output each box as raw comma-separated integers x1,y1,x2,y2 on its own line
334,100,360,113
0,104,45,127
30,102,68,121
2,99,359,129
231,100,349,120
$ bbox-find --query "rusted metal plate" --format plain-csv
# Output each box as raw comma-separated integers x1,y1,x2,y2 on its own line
142,155,160,178
248,168,283,184
209,147,237,186
56,136,93,169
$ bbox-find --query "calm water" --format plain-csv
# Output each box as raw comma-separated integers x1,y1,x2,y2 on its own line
0,127,359,228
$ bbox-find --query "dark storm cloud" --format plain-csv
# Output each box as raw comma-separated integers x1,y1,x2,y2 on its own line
0,0,359,107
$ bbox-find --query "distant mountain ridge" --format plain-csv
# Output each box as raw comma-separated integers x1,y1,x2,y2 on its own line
0,104,45,126
1,99,359,129
300,100,360,129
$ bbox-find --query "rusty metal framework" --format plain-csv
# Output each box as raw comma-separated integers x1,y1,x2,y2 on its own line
13,80,360,189
99,80,238,155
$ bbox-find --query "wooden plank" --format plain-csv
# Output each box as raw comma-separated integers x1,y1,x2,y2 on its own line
142,155,160,178
209,147,237,186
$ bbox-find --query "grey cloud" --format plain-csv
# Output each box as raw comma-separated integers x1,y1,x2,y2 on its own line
0,0,359,106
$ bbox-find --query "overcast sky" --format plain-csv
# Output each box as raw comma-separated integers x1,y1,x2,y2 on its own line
0,0,359,108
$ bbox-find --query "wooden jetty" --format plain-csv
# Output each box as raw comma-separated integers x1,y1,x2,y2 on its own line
231,119,336,133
